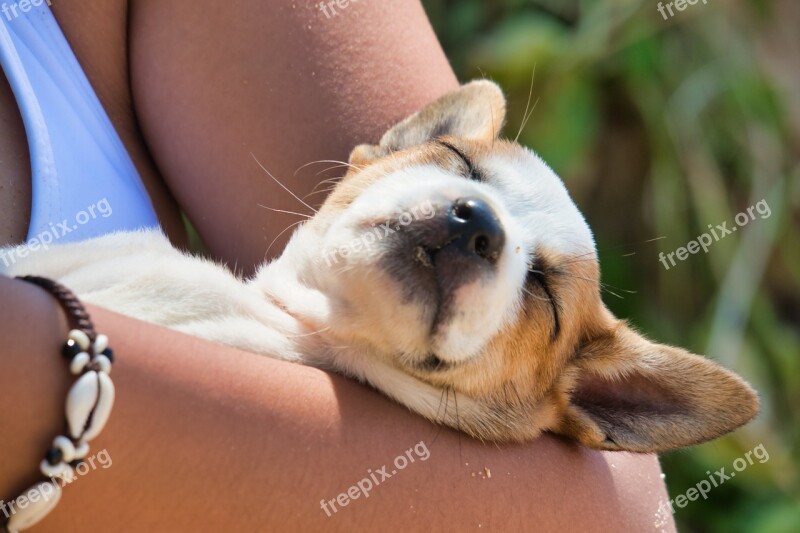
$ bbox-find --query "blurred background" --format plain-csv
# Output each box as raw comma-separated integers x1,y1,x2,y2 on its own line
421,0,799,531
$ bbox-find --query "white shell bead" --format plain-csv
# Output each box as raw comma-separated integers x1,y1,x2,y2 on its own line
39,460,74,483
65,371,115,441
74,441,90,460
5,480,62,532
52,435,76,463
69,352,90,375
93,334,109,354
92,354,112,374
67,329,90,351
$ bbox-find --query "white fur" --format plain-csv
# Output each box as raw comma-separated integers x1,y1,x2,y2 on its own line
0,119,595,438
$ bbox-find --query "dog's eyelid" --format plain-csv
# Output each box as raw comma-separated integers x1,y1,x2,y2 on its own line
526,258,561,340
434,139,482,182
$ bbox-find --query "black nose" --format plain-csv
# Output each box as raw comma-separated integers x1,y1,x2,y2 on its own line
446,197,505,262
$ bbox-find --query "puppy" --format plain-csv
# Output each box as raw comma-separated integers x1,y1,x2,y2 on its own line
2,81,758,452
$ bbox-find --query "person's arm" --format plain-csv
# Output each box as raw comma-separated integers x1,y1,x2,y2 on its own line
128,0,460,273
0,276,674,531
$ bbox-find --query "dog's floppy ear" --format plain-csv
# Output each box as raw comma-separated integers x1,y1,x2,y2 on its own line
557,323,759,453
350,80,506,165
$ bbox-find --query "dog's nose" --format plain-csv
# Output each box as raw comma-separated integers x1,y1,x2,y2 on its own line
446,197,505,262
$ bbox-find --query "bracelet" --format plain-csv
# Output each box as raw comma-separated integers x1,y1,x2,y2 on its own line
2,276,115,533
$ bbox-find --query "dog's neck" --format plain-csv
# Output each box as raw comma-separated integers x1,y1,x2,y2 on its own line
249,226,336,363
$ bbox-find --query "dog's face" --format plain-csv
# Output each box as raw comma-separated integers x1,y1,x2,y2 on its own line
267,81,758,452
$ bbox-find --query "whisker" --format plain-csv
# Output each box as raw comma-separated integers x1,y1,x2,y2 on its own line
515,98,539,144
257,204,313,219
515,65,538,143
305,182,368,201
561,236,668,265
264,219,306,258
521,286,552,303
559,258,601,266
453,388,463,463
316,176,344,187
561,250,599,263
294,159,362,176
430,387,448,446
599,283,636,295
434,385,447,422
303,186,339,200
553,271,637,300
315,164,353,177
477,69,497,151
305,176,345,199
443,386,450,425
600,287,625,300
251,152,318,214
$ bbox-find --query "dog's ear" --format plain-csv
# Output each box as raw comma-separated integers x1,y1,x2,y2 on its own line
557,323,759,453
350,80,506,165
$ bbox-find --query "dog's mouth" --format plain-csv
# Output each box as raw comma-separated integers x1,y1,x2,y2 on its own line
416,352,450,372
378,196,507,333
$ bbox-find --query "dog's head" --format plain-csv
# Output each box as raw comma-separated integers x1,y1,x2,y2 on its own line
263,81,758,452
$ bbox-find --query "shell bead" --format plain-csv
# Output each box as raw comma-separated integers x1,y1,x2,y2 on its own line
39,460,74,483
5,480,62,532
65,371,115,441
69,352,90,375
67,329,90,351
52,436,77,463
92,354,112,374
93,334,109,354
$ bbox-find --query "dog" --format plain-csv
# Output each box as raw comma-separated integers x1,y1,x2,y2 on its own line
2,81,758,452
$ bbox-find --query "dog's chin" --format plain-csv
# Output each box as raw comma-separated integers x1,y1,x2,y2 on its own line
382,243,485,329
314,252,496,366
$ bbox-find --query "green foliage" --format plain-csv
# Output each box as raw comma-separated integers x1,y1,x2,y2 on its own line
424,0,800,531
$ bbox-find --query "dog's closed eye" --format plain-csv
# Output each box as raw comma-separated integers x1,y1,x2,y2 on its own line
526,260,561,340
435,139,483,182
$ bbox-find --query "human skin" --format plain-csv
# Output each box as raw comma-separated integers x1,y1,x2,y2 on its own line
127,0,463,271
0,277,672,531
0,0,675,530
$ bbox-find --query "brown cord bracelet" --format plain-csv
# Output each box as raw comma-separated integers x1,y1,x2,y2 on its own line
1,276,115,532
16,276,99,342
